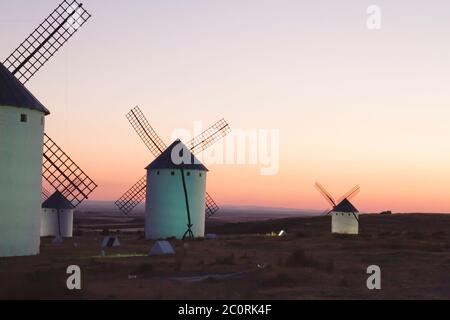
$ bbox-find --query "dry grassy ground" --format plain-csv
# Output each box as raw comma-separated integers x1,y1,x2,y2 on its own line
0,214,449,300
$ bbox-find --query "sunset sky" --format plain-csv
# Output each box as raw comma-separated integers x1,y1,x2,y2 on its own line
1,0,450,213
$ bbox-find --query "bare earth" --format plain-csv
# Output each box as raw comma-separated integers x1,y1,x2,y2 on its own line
0,213,449,300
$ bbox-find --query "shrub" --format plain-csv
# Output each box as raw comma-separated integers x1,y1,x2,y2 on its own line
285,249,318,268
294,232,307,238
262,272,297,287
325,258,335,273
337,277,349,287
173,259,183,272
408,232,425,240
214,253,235,265
135,263,154,274
238,252,249,259
226,241,244,247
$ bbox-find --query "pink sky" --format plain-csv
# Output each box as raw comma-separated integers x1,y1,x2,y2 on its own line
1,0,450,212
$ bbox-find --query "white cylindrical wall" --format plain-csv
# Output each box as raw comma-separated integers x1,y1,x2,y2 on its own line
0,106,45,257
145,169,207,239
41,209,74,238
331,212,359,235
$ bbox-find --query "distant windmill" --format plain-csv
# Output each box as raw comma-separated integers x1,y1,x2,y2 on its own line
315,182,360,235
0,0,96,253
41,191,74,238
115,106,231,239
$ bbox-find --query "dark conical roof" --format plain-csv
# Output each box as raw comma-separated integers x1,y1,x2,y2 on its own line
0,62,50,115
334,198,359,213
146,140,208,171
42,191,74,210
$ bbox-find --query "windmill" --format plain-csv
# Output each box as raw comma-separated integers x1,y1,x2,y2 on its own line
115,106,229,217
315,182,360,235
3,0,96,207
41,191,75,239
115,106,230,239
0,0,96,254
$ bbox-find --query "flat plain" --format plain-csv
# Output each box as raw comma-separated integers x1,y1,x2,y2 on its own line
0,213,449,299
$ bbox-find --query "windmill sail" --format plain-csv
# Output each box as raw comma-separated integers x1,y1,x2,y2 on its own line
315,182,336,208
114,175,147,215
337,185,360,204
3,0,91,84
126,106,167,157
186,118,229,218
186,119,231,155
4,0,94,202
42,134,97,207
205,192,220,217
42,186,51,201
115,108,230,215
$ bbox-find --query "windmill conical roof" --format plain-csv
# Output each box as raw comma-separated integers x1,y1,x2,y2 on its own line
334,198,359,213
145,140,208,171
0,62,50,115
42,191,74,210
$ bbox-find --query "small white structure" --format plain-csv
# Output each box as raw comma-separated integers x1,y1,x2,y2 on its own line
101,236,120,248
331,199,359,235
145,140,208,240
149,241,175,256
41,191,74,238
0,63,50,257
206,233,217,240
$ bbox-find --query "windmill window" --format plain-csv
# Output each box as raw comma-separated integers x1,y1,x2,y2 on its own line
199,173,202,177
186,172,191,177
20,114,27,123
156,171,160,175
171,171,175,176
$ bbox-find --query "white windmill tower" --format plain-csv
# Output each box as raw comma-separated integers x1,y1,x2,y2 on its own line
0,1,95,256
315,183,361,235
115,106,230,239
145,140,209,239
0,64,50,257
